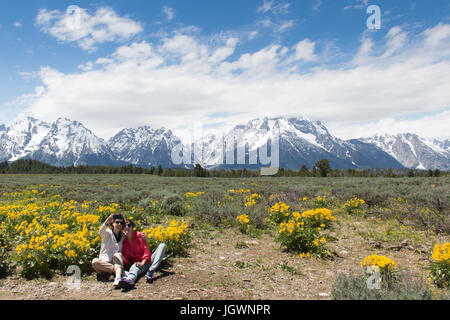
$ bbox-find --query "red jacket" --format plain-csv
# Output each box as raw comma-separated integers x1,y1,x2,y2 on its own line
122,231,151,266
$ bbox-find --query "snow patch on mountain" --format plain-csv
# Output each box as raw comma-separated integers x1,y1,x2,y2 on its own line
1,116,447,170
360,133,450,170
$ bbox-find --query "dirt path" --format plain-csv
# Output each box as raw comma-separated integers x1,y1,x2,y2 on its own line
0,222,433,300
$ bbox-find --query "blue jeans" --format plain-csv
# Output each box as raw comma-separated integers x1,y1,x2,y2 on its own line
126,243,166,282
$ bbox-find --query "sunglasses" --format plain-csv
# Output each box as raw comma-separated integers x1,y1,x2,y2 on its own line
113,220,124,225
125,223,133,228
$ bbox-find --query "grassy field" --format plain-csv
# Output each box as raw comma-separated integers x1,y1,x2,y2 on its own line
0,174,449,300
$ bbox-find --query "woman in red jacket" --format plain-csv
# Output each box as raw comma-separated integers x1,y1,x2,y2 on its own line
118,219,167,289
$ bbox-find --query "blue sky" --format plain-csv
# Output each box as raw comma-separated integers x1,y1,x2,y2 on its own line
1,0,449,140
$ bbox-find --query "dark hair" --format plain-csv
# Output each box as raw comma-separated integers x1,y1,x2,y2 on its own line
113,214,124,221
125,219,135,228
109,219,124,229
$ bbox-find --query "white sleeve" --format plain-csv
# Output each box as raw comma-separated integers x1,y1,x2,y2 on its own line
99,222,110,238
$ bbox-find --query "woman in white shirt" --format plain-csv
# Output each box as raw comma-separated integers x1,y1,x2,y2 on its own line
91,214,125,288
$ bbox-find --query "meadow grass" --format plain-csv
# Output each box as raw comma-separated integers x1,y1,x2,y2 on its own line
1,174,447,232
0,174,448,298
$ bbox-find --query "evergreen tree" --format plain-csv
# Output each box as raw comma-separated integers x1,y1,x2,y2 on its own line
385,168,394,177
315,159,330,177
298,164,309,176
193,163,207,177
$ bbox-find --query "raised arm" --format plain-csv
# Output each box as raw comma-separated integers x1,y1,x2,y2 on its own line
99,214,114,237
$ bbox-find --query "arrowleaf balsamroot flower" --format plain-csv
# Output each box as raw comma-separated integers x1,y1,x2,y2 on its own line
428,243,450,287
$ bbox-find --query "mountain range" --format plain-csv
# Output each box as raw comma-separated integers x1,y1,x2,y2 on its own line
0,116,448,170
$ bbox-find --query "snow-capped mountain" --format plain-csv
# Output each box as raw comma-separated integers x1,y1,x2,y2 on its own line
360,133,450,170
433,138,450,154
32,117,123,167
192,117,404,170
0,116,448,170
0,117,51,162
108,126,183,168
0,117,123,167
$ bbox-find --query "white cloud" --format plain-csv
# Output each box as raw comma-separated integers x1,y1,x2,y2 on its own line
351,34,375,65
312,0,322,11
162,6,175,22
77,61,94,72
35,5,143,52
208,38,238,64
256,16,296,35
18,71,39,80
248,31,259,40
13,22,22,28
290,39,317,62
17,23,450,142
257,16,273,28
257,0,291,15
344,0,369,10
423,23,450,49
257,0,275,13
274,20,295,33
328,109,450,140
220,45,288,76
382,26,408,58
113,41,155,63
160,34,210,64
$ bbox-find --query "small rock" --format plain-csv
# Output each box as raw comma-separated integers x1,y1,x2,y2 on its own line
219,256,226,260
340,250,348,255
367,240,382,249
319,293,330,297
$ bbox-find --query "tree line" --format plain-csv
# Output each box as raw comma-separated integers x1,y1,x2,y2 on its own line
0,159,445,177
